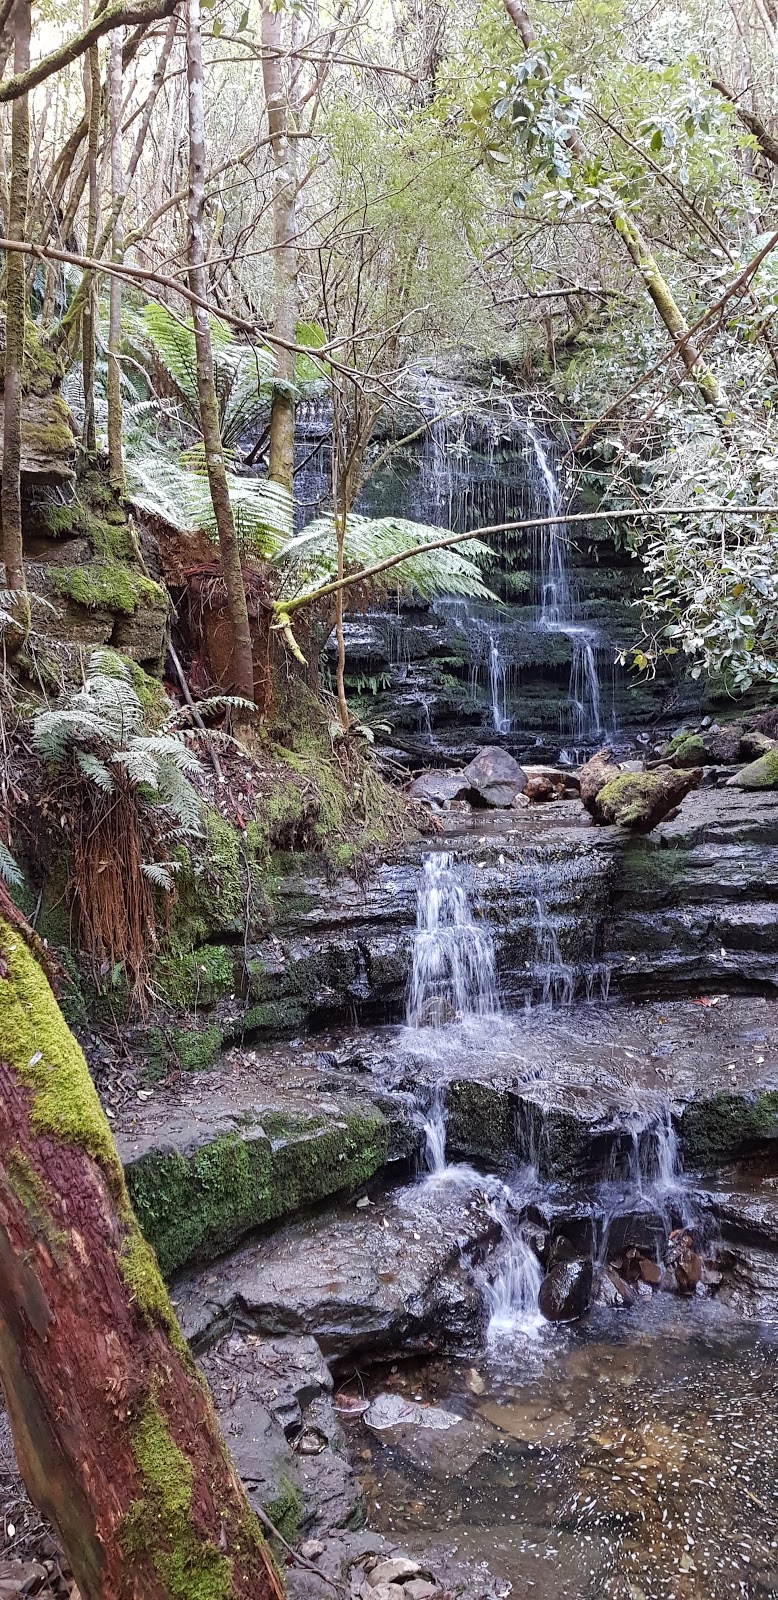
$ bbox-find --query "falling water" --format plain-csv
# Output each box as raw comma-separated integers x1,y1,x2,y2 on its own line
526,423,605,745
488,633,511,735
484,1202,545,1340
528,892,576,1009
407,853,500,1028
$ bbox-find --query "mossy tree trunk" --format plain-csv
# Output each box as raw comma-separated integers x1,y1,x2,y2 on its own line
106,23,124,493
185,0,256,702
261,2,298,494
81,27,101,454
0,902,284,1600
1,0,31,620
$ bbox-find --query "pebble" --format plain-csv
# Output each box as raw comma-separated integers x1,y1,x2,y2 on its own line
367,1558,422,1587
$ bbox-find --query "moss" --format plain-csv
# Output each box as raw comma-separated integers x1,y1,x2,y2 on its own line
174,808,251,946
266,1476,302,1545
127,662,171,731
126,1109,389,1277
157,942,235,1011
169,1023,224,1073
0,920,122,1182
730,750,778,791
241,999,308,1037
52,558,165,617
6,1146,67,1257
124,1392,233,1600
681,1090,778,1168
20,320,63,396
119,1230,190,1360
595,770,678,828
668,734,708,769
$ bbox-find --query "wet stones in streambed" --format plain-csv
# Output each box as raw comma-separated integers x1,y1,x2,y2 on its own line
173,1184,498,1360
462,746,527,808
363,1393,489,1477
538,1257,594,1321
200,1331,362,1536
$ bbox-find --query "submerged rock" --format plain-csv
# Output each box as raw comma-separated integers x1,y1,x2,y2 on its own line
593,766,701,831
538,1257,593,1321
462,746,527,807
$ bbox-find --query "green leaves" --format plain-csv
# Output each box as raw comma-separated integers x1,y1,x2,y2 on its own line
273,513,496,604
140,303,274,451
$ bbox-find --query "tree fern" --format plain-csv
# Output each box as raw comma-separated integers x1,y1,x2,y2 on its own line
33,651,204,844
141,303,275,449
0,841,22,888
125,443,293,550
272,513,496,603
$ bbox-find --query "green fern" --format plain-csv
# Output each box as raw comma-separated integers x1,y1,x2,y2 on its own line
0,841,22,888
141,303,275,450
273,513,496,602
125,443,293,550
33,650,204,846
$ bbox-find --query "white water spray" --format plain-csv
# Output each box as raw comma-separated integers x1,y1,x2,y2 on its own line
407,853,500,1028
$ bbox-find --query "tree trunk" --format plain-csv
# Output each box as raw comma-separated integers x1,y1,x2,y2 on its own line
0,902,284,1600
106,24,124,493
261,2,298,492
185,0,255,701
81,27,101,454
1,0,30,620
501,0,725,409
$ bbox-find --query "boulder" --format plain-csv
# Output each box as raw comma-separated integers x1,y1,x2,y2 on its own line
665,732,709,769
704,724,745,765
739,731,778,761
462,746,527,807
407,771,470,808
524,774,556,803
538,1257,593,1322
578,747,620,814
593,766,701,831
727,751,778,791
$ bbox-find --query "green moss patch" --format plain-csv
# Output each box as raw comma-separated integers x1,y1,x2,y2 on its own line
125,1108,389,1276
730,751,778,791
681,1090,778,1168
124,1392,233,1599
0,919,121,1179
52,557,164,616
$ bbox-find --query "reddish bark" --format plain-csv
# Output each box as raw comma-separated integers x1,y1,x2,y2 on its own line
0,915,284,1600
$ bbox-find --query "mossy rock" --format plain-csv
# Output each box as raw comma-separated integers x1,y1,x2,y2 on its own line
665,733,708,769
125,1108,389,1275
446,1080,515,1165
728,751,778,791
681,1090,778,1167
168,1023,224,1073
51,558,165,617
156,942,237,1012
595,767,700,832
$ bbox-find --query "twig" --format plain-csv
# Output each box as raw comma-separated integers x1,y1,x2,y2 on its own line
252,1505,347,1594
168,644,224,784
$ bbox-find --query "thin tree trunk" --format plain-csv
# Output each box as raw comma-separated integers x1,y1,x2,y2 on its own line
1,0,30,619
502,0,725,409
0,900,284,1600
185,0,255,701
81,25,101,454
106,25,124,492
261,2,298,492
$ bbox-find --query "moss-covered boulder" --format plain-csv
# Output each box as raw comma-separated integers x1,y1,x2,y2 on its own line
124,1107,390,1276
728,751,778,791
681,1090,778,1167
579,747,620,814
665,732,708,769
594,766,701,832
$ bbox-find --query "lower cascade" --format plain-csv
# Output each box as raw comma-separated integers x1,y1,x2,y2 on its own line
406,851,500,1026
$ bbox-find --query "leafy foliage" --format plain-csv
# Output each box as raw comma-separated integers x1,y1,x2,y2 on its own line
273,513,496,603
125,442,293,548
141,304,275,451
33,650,204,842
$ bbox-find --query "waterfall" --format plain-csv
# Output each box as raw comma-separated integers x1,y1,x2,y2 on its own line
528,892,576,1009
407,853,500,1027
484,1193,545,1341
488,633,511,735
526,423,605,746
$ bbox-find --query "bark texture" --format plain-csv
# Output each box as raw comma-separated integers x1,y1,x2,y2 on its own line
261,3,298,491
81,30,101,453
186,0,255,700
1,0,30,609
107,25,124,491
0,906,284,1600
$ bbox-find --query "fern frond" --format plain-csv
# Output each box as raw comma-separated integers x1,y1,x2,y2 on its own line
141,303,274,447
141,860,176,890
0,841,23,888
125,446,293,549
76,752,115,791
273,513,495,602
